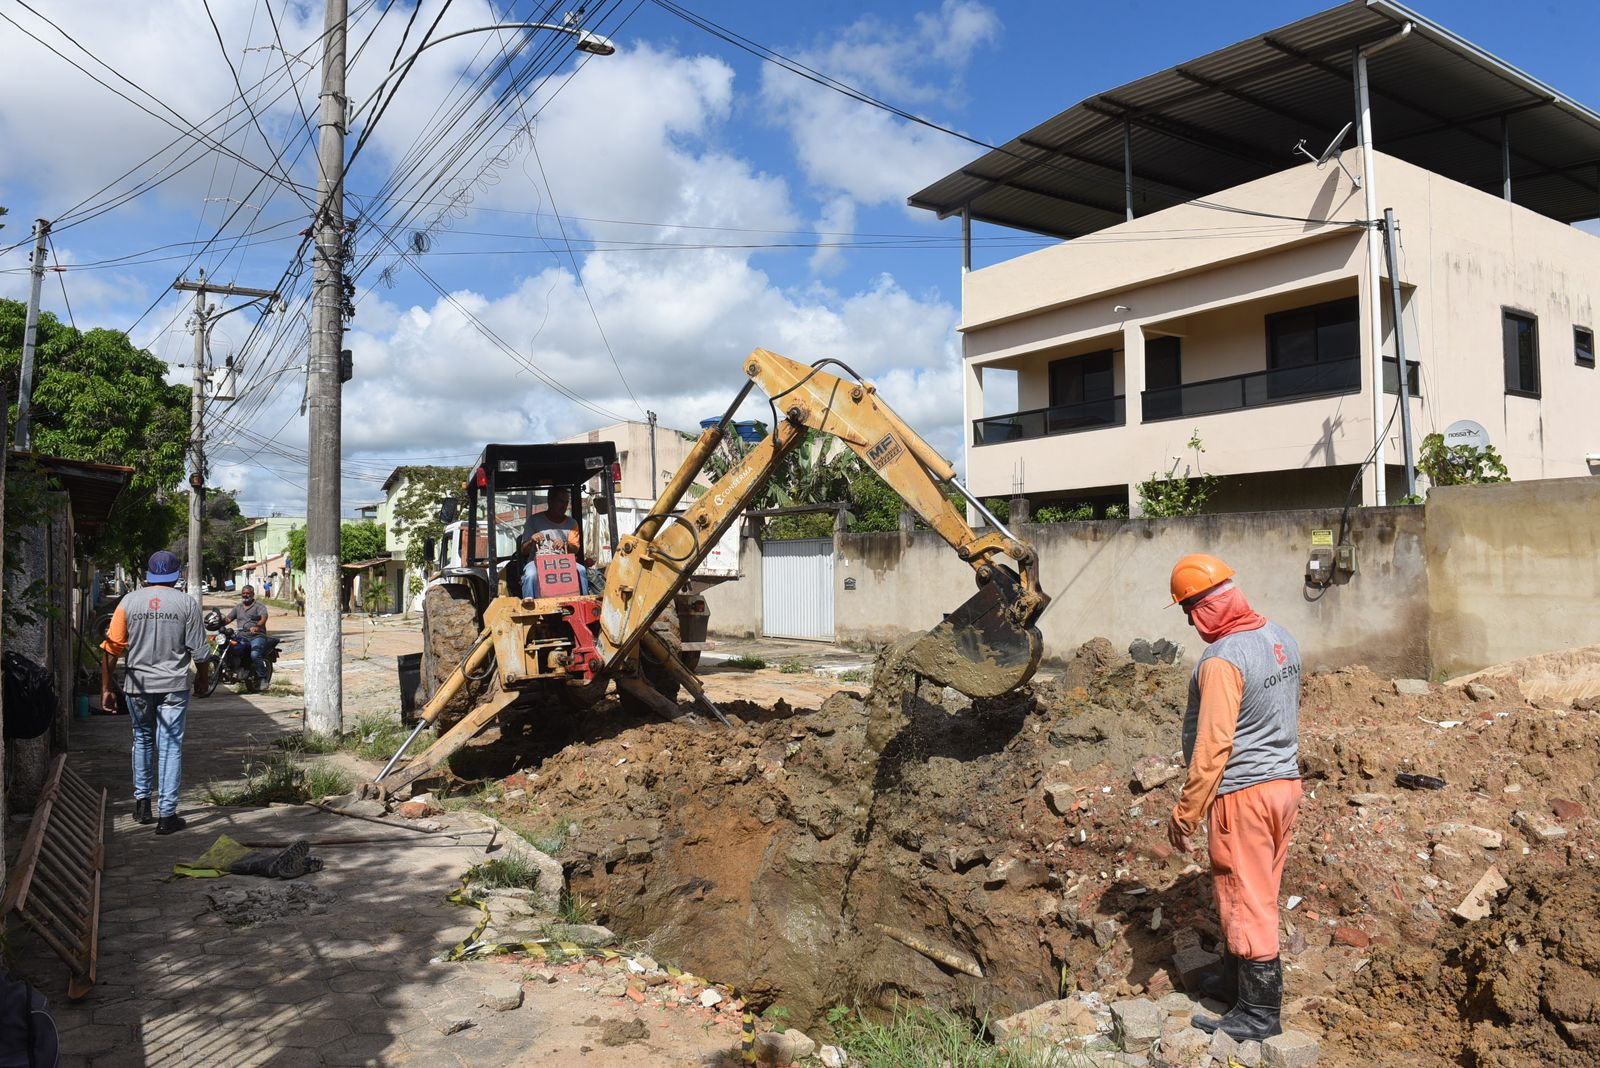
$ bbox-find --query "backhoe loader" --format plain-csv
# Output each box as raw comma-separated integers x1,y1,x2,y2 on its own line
369,348,1051,797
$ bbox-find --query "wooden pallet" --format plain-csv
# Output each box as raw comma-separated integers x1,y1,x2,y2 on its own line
2,754,105,999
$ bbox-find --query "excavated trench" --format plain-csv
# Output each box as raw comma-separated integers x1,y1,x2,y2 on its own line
511,637,1190,1025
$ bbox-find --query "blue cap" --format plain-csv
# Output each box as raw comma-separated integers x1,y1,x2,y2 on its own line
146,550,183,584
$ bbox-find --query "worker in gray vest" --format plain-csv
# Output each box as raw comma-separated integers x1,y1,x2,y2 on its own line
1165,553,1302,1043
101,550,209,834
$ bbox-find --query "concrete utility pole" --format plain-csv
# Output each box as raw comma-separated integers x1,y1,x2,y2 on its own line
647,410,658,495
173,272,280,596
15,218,51,452
305,0,348,737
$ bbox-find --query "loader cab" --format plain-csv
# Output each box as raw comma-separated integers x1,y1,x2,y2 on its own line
452,443,621,601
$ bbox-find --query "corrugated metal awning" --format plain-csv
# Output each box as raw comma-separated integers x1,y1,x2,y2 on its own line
909,0,1600,237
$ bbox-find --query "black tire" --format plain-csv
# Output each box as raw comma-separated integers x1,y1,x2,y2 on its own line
197,656,222,698
619,610,691,716
420,583,495,731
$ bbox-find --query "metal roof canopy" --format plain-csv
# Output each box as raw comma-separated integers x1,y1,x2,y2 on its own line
909,0,1600,238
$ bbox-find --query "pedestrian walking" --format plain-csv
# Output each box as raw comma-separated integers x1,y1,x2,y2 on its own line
100,550,209,834
1165,554,1302,1042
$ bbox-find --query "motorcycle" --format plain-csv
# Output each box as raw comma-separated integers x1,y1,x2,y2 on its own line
199,610,281,696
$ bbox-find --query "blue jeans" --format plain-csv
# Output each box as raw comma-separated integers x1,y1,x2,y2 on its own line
127,690,188,818
245,634,271,678
520,559,589,598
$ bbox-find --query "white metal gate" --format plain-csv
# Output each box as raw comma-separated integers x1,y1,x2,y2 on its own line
761,538,835,641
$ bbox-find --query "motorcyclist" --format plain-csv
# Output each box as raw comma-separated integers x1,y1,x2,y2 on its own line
222,585,272,684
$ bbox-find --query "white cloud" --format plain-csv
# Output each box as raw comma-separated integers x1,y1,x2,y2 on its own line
760,1,1000,209
809,196,856,276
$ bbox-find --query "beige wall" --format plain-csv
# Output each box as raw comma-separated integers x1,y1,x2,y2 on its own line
1426,477,1600,677
706,478,1600,681
961,151,1600,506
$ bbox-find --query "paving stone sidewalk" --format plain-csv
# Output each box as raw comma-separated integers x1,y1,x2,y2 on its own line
7,610,749,1067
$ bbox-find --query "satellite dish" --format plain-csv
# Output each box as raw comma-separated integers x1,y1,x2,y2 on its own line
1443,419,1490,451
1316,122,1354,166
1293,121,1361,188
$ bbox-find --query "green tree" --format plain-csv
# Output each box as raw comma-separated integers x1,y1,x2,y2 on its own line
1416,432,1510,488
1136,430,1220,518
284,521,387,570
168,489,248,586
388,465,468,569
0,300,189,567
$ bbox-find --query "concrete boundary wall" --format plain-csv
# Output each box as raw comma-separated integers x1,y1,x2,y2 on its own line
704,476,1600,678
1426,477,1600,678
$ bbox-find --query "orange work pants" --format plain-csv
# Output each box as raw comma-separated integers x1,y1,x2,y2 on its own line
1208,777,1303,961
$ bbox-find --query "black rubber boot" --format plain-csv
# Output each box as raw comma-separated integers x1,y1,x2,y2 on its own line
134,798,153,825
1191,950,1238,1006
156,814,187,835
1193,956,1282,1042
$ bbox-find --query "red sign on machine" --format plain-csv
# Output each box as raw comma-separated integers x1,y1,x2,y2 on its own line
535,553,583,597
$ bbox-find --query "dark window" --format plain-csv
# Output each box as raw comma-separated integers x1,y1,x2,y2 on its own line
1146,336,1182,389
1577,326,1595,368
1503,311,1540,396
1266,297,1359,368
1049,349,1114,407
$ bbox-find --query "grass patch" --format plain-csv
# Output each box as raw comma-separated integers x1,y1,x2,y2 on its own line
261,682,302,697
525,817,576,856
436,780,502,813
557,887,595,924
275,731,341,755
305,764,353,799
778,657,811,675
837,668,869,683
723,654,768,670
347,713,409,762
471,856,540,891
203,750,351,806
835,1005,1082,1068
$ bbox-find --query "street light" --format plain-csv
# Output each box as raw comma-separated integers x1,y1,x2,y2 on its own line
350,19,616,123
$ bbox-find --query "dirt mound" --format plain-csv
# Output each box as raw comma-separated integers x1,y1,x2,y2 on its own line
506,639,1189,1024
1338,865,1600,1066
1451,643,1600,705
489,638,1600,1056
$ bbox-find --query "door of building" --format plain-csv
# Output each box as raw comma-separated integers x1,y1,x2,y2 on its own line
760,538,835,641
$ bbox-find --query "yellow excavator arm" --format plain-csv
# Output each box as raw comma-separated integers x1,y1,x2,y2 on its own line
598,348,1050,702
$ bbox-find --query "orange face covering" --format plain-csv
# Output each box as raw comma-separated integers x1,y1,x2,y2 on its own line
1188,585,1266,643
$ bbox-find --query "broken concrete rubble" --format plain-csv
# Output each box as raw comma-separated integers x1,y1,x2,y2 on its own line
1261,1030,1321,1067
1112,999,1167,1053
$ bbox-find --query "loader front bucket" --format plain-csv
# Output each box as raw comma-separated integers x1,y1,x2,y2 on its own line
899,568,1044,698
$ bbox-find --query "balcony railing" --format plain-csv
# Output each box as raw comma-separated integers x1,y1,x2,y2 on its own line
972,395,1125,445
1142,357,1360,421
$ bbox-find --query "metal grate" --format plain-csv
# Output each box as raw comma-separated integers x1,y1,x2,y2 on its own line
2,754,105,999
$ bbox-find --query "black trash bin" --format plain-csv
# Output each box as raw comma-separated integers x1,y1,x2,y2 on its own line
397,652,424,725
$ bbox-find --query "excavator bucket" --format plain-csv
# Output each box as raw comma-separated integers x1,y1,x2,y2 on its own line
898,569,1044,698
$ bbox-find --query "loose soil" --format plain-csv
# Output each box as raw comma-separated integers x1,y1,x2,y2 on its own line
453,639,1600,1066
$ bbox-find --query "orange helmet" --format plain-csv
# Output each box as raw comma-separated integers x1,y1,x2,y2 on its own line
1170,553,1234,605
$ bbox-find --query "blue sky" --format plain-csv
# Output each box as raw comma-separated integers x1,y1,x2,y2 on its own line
2,0,1596,515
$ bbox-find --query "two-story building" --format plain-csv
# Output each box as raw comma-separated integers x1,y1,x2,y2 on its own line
234,516,302,598
911,0,1600,514
558,419,694,502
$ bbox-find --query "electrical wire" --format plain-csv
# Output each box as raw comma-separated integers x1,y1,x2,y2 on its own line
649,0,1374,231
529,134,643,417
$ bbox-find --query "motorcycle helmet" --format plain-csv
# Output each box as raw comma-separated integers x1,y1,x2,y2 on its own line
204,608,224,631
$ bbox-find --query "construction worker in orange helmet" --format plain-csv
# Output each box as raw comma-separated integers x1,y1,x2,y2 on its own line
1165,554,1302,1043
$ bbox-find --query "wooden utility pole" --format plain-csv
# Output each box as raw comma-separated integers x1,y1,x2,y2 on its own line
15,219,51,452
173,272,279,596
305,0,348,736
